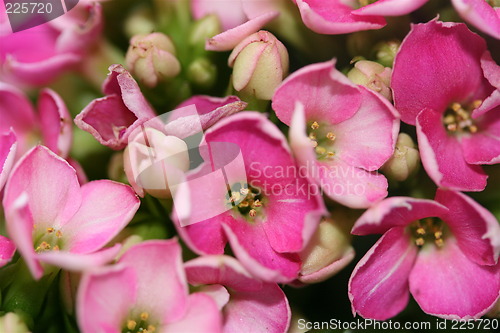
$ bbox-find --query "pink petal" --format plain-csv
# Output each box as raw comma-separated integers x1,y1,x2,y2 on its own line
223,283,290,333
0,130,17,191
164,293,222,332
436,189,500,266
272,60,361,126
222,223,301,283
348,227,418,320
37,244,121,271
38,89,72,158
294,0,386,34
191,0,247,31
352,197,449,235
451,0,500,39
481,52,500,88
392,19,494,125
75,65,156,150
185,255,263,292
416,108,487,191
353,0,429,16
3,146,82,230
63,180,139,254
206,11,279,51
0,235,15,267
299,247,355,284
77,265,137,333
197,284,230,310
119,240,189,323
409,237,500,319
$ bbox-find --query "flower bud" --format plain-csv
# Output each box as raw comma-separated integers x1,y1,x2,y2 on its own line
374,40,400,68
0,313,29,333
229,31,289,100
299,216,355,284
187,57,217,88
124,127,189,199
381,133,420,182
189,14,221,47
347,60,392,101
125,33,181,88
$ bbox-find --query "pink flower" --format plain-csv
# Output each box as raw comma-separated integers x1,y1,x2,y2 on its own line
392,20,500,191
349,189,500,320
272,60,399,208
173,112,325,283
0,235,15,267
0,2,103,86
293,0,428,34
0,82,72,159
452,0,500,39
0,130,17,192
2,146,140,279
75,64,157,150
185,255,291,333
77,239,222,333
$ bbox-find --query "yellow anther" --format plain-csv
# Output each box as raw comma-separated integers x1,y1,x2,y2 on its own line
326,151,335,158
416,227,426,235
311,121,319,130
434,231,442,239
140,312,149,321
53,245,60,251
447,123,457,132
147,325,156,332
46,227,54,233
443,115,455,124
127,320,137,330
239,201,249,208
253,199,262,208
311,140,318,148
451,102,462,112
469,125,478,133
435,238,444,247
415,238,425,247
471,100,482,109
315,146,326,155
308,132,317,140
56,230,63,238
326,132,336,141
249,209,257,217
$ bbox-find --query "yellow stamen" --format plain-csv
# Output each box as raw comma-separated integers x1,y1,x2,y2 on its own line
308,133,316,140
311,121,319,130
46,227,54,233
127,320,137,330
435,238,444,247
249,209,257,217
140,312,149,321
311,140,318,148
56,230,63,238
315,146,326,155
147,325,156,332
471,100,482,109
451,102,462,112
326,151,335,158
415,238,425,246
326,132,336,141
434,231,442,239
416,227,426,235
253,199,262,208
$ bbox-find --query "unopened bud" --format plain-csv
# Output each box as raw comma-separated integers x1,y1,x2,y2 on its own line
124,7,155,38
190,14,221,46
125,33,181,88
229,31,289,100
381,133,420,182
375,40,400,68
187,57,217,88
0,313,29,333
347,60,392,101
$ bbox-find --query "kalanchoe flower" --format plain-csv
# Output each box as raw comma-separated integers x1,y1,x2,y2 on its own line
0,2,103,86
229,30,289,100
272,60,399,208
0,235,15,267
75,64,157,150
347,60,392,101
2,146,140,279
173,112,325,283
77,239,222,333
0,130,17,192
125,32,181,88
392,20,500,191
185,255,291,333
349,189,500,320
293,0,428,34
451,0,500,39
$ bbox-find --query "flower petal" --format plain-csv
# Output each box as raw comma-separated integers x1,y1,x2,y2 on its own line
348,227,418,320
163,293,222,332
37,244,121,271
191,0,246,31
416,108,487,191
451,0,500,39
0,235,15,267
0,130,17,191
353,0,429,16
409,237,500,320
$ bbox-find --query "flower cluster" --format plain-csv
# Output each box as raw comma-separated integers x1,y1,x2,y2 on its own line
0,0,499,331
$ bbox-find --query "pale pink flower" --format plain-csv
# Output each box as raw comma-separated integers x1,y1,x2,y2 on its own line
349,190,500,320
2,146,140,279
452,0,500,39
0,130,16,192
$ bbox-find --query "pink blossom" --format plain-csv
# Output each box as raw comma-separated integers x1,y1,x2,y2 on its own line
451,0,500,39
173,112,325,283
0,235,15,267
0,2,103,86
75,64,157,150
185,255,291,333
2,146,140,279
293,0,429,34
349,189,500,320
272,60,399,208
77,239,222,333
392,20,500,191
0,130,17,192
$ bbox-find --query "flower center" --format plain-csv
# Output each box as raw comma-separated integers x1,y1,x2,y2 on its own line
226,182,264,219
443,100,482,134
357,0,377,7
307,121,337,160
122,312,156,333
487,0,500,7
408,217,448,249
33,227,64,253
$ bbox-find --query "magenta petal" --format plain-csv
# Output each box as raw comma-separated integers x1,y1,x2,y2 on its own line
63,180,139,254
3,146,82,230
392,20,493,125
348,227,418,320
416,108,487,191
353,197,449,235
222,223,301,283
77,265,137,333
38,89,72,158
197,284,230,310
353,0,429,16
0,130,17,191
409,237,500,319
294,0,386,34
206,11,279,51
223,283,290,333
452,0,500,39
0,235,15,267
436,189,500,266
164,293,222,332
37,244,121,271
119,240,188,323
